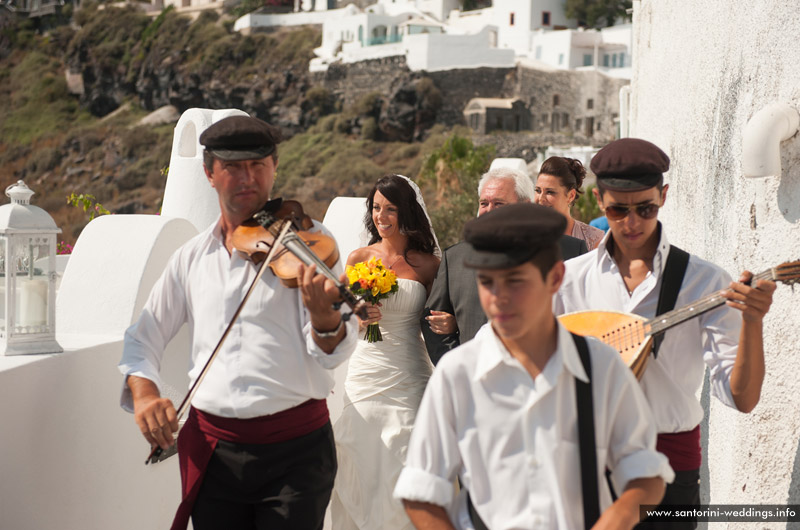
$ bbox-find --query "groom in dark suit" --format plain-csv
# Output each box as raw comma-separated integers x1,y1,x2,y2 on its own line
422,167,587,364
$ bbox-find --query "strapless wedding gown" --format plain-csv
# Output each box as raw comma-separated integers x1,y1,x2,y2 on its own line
331,279,434,530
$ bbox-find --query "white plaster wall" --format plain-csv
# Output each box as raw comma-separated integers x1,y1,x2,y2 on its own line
531,29,573,69
406,29,515,71
56,214,198,339
160,108,247,234
341,40,405,63
233,9,337,32
0,337,191,530
1,212,198,529
630,0,800,522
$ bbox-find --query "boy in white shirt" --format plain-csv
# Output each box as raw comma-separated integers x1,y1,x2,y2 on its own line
394,203,673,529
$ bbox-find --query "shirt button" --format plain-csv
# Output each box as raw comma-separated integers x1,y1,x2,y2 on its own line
528,456,538,467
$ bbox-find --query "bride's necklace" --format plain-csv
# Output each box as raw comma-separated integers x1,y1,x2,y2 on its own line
386,254,404,270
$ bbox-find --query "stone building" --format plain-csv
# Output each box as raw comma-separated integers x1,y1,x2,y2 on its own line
463,97,531,134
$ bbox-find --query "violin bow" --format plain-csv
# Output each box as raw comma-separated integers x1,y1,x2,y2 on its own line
145,221,294,465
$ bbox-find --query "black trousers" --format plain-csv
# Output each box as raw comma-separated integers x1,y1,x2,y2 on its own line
191,422,337,530
636,468,701,529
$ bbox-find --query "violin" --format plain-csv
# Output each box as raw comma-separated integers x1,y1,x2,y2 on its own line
231,198,367,317
145,198,367,465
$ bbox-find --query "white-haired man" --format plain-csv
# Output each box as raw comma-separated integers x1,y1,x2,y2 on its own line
422,167,587,364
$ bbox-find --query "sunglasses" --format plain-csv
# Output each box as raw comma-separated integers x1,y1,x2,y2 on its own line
604,202,661,221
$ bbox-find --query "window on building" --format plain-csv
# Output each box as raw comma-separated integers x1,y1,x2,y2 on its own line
510,12,515,26
553,95,560,106
558,53,564,65
576,118,582,130
542,11,551,26
619,52,625,67
603,54,610,67
583,54,592,66
612,54,617,67
587,99,594,110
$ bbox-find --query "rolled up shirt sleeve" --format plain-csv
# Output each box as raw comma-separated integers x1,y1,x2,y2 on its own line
303,314,357,369
394,367,461,507
301,228,357,369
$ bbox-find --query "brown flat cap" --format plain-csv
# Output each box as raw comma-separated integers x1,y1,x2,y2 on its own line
199,115,283,161
463,203,566,269
590,138,670,191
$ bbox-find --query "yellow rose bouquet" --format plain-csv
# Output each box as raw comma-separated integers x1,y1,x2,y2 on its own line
346,257,399,342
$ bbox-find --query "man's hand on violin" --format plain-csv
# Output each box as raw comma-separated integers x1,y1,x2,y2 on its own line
298,263,345,334
128,375,179,450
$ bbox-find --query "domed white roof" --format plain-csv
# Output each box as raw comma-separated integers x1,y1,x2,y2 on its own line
0,181,58,232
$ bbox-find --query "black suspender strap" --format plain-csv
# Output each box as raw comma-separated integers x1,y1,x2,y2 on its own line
652,245,690,358
467,334,600,530
573,332,600,530
467,491,490,530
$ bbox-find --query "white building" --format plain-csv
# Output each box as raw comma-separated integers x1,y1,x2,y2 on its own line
529,24,631,79
309,2,515,72
305,1,631,78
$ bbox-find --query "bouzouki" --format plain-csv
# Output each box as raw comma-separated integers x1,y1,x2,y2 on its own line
558,260,800,379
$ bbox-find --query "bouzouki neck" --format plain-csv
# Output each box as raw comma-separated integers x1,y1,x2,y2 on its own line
648,262,799,336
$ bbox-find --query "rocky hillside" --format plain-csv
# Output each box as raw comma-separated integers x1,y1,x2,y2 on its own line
0,3,595,247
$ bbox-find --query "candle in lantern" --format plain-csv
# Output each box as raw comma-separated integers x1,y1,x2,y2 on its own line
18,277,48,328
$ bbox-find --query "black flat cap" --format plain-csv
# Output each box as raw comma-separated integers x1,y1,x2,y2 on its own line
590,138,670,191
199,115,283,161
463,203,566,269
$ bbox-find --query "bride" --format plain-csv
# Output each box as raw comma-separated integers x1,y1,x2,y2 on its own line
330,174,440,530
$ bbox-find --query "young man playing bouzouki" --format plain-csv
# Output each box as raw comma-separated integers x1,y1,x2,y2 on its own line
554,138,776,527
395,203,673,530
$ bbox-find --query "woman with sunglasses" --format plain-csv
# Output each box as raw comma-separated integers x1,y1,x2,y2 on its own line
534,156,605,250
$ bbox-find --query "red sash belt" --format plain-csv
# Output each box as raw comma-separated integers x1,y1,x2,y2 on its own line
657,425,701,471
170,399,329,530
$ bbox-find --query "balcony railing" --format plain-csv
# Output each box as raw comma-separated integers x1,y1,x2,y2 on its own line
367,34,402,46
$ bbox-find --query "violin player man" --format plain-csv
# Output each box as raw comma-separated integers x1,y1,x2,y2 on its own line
422,167,588,365
554,138,776,527
118,115,357,530
395,203,673,529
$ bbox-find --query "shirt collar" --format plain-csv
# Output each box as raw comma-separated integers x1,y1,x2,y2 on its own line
596,221,671,275
472,321,589,384
210,216,224,243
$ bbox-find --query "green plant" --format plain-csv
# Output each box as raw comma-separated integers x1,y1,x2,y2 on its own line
67,193,111,220
571,184,603,223
419,132,495,247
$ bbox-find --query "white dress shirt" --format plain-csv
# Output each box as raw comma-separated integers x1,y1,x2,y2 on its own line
118,217,357,418
554,228,741,434
394,322,673,530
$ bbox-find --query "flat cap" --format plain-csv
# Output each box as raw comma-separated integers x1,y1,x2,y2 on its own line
590,138,670,191
463,203,566,269
199,115,283,161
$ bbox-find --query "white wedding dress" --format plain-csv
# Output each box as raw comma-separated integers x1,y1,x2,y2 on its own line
331,278,434,530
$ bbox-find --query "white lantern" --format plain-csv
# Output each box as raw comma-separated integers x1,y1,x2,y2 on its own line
0,181,62,355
